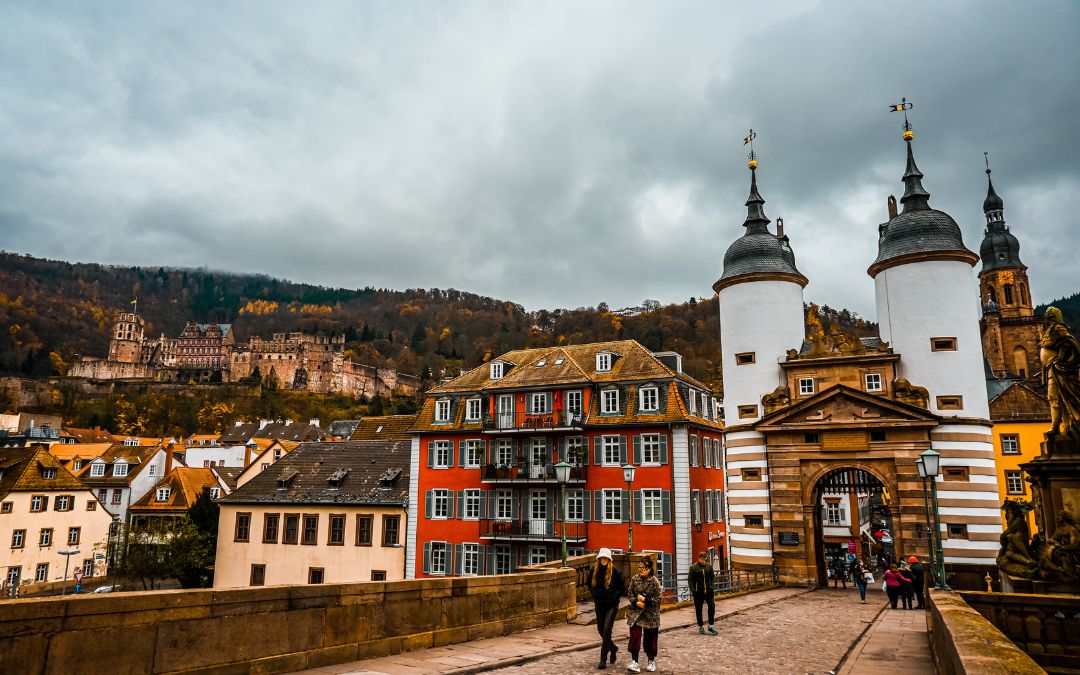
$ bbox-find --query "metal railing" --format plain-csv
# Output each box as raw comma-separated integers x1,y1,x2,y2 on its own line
479,518,588,541
658,566,779,604
484,410,586,431
481,462,587,483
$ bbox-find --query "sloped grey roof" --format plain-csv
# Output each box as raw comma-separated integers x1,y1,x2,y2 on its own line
873,208,973,266
717,169,806,288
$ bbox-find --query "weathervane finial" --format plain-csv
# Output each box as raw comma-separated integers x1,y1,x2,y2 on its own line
890,97,915,141
984,151,992,175
743,129,758,170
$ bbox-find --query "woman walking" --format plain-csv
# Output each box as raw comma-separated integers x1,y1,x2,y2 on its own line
897,561,914,610
589,548,625,670
883,563,903,609
625,557,662,673
852,559,872,604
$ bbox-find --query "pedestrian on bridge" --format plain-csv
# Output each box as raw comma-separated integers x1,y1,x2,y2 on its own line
689,551,718,635
883,563,903,609
589,548,625,670
907,556,926,609
625,557,662,673
851,559,872,603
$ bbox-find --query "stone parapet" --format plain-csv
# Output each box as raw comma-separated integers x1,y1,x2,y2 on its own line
0,569,576,675
926,589,1044,675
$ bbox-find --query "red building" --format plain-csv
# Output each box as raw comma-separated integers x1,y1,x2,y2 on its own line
406,340,726,590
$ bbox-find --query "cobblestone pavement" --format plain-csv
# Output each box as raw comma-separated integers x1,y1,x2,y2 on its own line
487,588,887,675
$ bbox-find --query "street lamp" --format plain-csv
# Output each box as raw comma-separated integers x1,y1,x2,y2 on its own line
622,464,636,553
554,461,572,568
59,549,81,596
915,458,935,577
920,449,950,590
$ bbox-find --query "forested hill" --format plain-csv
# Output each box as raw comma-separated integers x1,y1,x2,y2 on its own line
0,251,880,391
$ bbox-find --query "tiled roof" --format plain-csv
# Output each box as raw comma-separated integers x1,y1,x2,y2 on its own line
62,427,117,444
221,441,410,506
74,444,161,485
129,467,216,513
350,415,418,441
47,442,112,463
254,422,324,442
326,420,361,438
0,446,87,496
220,423,259,445
211,466,243,491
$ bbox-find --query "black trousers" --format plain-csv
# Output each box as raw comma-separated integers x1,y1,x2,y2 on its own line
913,582,925,608
693,591,715,626
596,604,619,659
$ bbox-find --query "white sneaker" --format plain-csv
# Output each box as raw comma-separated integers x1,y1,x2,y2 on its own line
627,661,641,673
646,661,656,672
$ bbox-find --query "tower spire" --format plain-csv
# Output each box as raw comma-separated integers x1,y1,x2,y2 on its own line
890,98,930,211
741,129,770,233
983,152,1004,225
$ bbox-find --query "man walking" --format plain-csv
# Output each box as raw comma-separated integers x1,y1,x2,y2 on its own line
908,556,926,609
688,552,718,635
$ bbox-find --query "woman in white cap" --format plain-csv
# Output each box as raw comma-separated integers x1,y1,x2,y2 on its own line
589,547,625,670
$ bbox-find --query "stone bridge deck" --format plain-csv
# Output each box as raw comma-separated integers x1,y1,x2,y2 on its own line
298,588,933,675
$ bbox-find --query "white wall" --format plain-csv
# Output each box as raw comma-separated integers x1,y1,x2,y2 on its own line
185,446,247,468
719,280,805,423
874,260,989,418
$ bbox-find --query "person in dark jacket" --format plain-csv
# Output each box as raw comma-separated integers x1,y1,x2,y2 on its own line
688,552,718,635
588,547,625,670
897,562,914,609
907,556,926,609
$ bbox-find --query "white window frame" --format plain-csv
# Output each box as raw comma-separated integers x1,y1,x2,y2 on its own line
465,398,482,422
432,441,452,468
1005,470,1024,495
566,436,585,465
463,489,481,519
641,488,662,525
701,393,709,417
602,489,623,523
601,389,620,414
703,438,712,468
704,489,713,522
210,487,221,499
112,462,129,477
430,542,448,575
434,399,451,422
566,489,584,522
529,392,549,415
495,490,513,520
68,527,80,545
824,501,845,526
798,378,815,396
35,563,48,583
688,390,697,414
55,495,70,511
156,488,171,502
40,528,52,547
639,386,659,412
640,434,661,465
490,362,504,380
432,489,450,519
1001,434,1020,454
602,436,621,466
42,468,57,480
496,439,514,467
494,545,512,575
865,373,883,392
529,546,547,565
463,440,483,468
596,353,612,372
90,462,105,477
461,543,480,576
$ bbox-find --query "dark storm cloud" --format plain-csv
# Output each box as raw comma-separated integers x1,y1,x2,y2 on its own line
0,1,1077,319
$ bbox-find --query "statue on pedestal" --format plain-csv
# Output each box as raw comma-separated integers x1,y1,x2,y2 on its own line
997,499,1039,579
1041,306,1080,445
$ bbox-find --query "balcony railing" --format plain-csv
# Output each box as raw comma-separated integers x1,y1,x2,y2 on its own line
483,410,586,432
481,462,587,484
480,518,588,542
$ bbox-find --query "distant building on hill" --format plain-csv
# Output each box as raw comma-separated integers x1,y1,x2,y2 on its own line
68,311,419,397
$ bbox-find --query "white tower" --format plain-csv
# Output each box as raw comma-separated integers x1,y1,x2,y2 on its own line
714,153,808,570
868,122,1000,567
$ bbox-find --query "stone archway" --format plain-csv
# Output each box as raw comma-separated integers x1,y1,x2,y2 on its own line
807,466,888,587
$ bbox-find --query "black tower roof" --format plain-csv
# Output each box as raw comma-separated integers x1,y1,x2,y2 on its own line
979,166,1024,272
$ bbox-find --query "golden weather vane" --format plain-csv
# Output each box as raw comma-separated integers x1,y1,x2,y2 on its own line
743,129,758,169
889,97,915,141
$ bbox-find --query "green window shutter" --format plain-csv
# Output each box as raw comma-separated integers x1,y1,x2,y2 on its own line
454,544,463,576
583,489,591,521
633,435,642,465
427,441,435,468
621,490,630,523
478,490,487,519
559,438,567,463
662,553,673,589
661,490,671,524
425,490,432,519
634,490,643,524
594,491,603,522
486,491,496,519
593,436,602,465
458,440,466,467
423,542,431,574
619,436,627,465
455,491,464,519
482,440,490,464
660,435,669,464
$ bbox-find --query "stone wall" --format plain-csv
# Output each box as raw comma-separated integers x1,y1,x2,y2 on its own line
926,589,1043,675
0,568,575,675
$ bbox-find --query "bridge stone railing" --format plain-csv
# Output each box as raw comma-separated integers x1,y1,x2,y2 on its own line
959,589,1080,673
926,589,1044,675
517,551,656,602
0,568,575,675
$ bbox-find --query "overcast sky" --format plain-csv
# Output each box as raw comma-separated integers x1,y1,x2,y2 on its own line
2,1,1078,320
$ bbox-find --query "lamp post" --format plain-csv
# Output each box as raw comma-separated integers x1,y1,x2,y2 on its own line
622,464,636,553
915,458,935,577
920,449,950,590
554,460,572,567
59,549,81,596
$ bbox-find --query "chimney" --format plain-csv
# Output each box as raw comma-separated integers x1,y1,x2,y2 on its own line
235,420,244,427
887,195,898,219
259,419,271,430
309,418,320,428
284,419,293,427
775,217,784,239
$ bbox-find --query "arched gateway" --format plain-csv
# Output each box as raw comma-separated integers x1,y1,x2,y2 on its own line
810,466,890,587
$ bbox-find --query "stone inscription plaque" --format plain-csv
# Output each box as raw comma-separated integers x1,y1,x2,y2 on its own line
823,431,868,450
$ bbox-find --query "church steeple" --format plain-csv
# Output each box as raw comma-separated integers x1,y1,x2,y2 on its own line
900,140,932,211
742,167,771,234
982,153,1005,228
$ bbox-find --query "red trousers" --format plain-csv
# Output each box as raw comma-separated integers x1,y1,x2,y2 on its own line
628,625,659,660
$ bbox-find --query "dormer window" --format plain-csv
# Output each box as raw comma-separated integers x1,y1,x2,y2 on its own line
210,487,221,499
113,462,129,477
601,388,620,414
688,390,697,414
124,438,139,447
72,460,83,471
490,362,504,380
465,397,482,422
327,468,350,488
90,462,105,477
639,386,659,412
596,353,612,372
434,399,451,422
42,468,57,480
156,488,171,502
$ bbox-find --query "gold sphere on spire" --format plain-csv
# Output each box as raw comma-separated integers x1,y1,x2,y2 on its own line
748,159,758,170
903,130,915,142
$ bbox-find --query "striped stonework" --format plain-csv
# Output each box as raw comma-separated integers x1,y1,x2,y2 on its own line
929,423,1002,564
724,429,773,567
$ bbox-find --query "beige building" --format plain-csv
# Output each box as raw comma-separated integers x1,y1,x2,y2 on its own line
214,440,409,588
0,447,114,594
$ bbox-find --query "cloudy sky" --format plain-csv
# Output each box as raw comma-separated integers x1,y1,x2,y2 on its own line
2,1,1078,319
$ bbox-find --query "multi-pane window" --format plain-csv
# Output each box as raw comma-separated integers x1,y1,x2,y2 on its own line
566,490,584,521
641,434,661,464
690,436,700,467
601,389,620,414
35,563,48,583
432,489,451,519
111,489,122,504
641,489,662,524
68,527,80,545
382,515,400,546
704,490,713,522
865,373,883,392
432,441,452,468
308,568,324,584
11,529,25,548
465,398,482,422
798,378,815,396
529,546,547,565
496,490,513,520
113,463,129,477
283,515,300,544
263,514,280,543
596,353,612,372
639,387,659,412
82,559,93,577
234,513,251,542
463,489,481,519
530,393,549,414
329,515,346,545
39,528,53,547
1005,470,1025,495
54,495,70,511
1001,434,1020,454
30,496,46,512
603,436,621,465
156,488,171,502
494,545,512,575
496,439,514,466
490,362,504,379
430,542,449,575
463,440,484,468
42,468,57,480
703,438,712,468
462,543,480,576
90,463,105,477
301,515,319,545
602,489,623,522
824,501,845,526
688,390,697,414
250,564,266,586
356,515,373,545
435,399,451,422
566,436,585,464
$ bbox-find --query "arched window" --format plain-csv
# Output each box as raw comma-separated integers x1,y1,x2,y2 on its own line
1003,284,1015,305
1020,283,1029,306
1013,346,1028,379
985,285,997,305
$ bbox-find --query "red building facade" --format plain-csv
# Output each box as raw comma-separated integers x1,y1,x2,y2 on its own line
406,340,726,590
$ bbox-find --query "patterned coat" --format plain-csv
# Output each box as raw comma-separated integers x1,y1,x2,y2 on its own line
625,573,662,629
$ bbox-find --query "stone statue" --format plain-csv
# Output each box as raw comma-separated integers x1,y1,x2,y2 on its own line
761,386,791,415
1041,306,1080,441
893,378,930,409
1038,510,1080,582
997,499,1038,579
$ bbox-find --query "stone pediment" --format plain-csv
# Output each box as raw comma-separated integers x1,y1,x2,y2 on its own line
755,384,938,431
